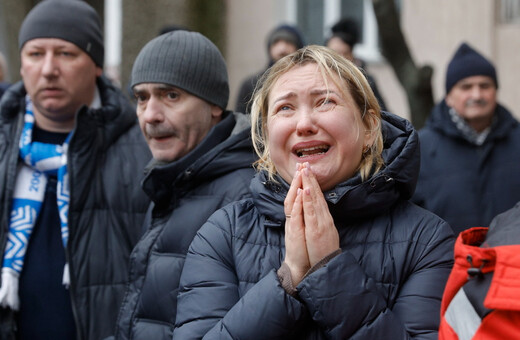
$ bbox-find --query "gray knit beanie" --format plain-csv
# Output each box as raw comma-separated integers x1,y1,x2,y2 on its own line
131,31,229,110
19,0,104,67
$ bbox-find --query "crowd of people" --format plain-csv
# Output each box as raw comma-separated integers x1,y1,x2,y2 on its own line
0,1,518,339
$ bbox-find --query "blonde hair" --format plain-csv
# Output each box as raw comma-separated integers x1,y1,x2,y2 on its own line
250,45,384,183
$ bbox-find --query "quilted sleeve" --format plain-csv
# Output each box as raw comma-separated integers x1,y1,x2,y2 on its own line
297,219,454,339
173,207,307,340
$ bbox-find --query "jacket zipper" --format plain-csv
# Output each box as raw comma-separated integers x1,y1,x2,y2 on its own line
65,118,83,340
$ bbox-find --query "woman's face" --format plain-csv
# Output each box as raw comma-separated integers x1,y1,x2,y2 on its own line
267,63,373,191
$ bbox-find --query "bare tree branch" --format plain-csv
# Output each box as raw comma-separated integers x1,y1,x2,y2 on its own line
372,0,434,129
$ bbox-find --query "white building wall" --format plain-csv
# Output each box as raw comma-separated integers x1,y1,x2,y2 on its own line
225,0,520,120
496,24,520,116
226,0,275,111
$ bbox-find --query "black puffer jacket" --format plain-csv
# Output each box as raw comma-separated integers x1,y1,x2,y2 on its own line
0,78,151,340
114,112,256,340
174,112,455,339
412,100,520,234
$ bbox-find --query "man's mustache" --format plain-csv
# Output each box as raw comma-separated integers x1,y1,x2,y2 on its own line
465,98,488,107
145,124,177,138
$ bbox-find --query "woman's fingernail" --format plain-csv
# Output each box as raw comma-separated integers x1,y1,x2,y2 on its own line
297,188,302,195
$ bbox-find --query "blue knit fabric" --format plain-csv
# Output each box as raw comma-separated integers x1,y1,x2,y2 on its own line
0,97,71,311
445,42,498,94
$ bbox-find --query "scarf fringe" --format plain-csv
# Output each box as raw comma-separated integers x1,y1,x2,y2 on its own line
0,268,20,310
62,263,70,288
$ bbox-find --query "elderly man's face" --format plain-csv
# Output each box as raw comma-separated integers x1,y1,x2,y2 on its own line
20,38,102,132
134,84,223,163
446,75,497,132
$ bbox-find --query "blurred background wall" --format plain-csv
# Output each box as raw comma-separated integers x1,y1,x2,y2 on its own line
1,0,519,122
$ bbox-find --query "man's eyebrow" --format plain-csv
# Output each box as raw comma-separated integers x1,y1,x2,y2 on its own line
132,87,146,95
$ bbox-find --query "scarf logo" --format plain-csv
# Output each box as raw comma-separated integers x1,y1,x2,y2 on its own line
0,97,71,310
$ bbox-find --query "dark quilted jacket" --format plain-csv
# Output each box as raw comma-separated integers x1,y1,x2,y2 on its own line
114,112,256,340
174,112,455,339
412,100,520,234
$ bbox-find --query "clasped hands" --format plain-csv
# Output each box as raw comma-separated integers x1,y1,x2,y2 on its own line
283,162,340,286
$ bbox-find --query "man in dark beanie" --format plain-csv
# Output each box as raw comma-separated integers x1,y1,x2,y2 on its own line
235,24,305,114
325,18,387,111
0,1,151,339
412,42,520,236
112,30,256,340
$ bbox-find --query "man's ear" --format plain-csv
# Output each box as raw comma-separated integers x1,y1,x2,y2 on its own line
211,104,224,119
445,92,454,108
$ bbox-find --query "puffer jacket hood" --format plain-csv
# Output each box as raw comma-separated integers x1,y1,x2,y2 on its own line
253,111,420,223
0,82,24,119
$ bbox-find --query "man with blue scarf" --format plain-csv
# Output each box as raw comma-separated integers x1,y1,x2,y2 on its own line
0,1,151,339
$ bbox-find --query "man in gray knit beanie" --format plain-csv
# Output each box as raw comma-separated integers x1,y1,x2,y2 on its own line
132,30,229,111
131,30,232,162
112,30,256,339
18,0,104,67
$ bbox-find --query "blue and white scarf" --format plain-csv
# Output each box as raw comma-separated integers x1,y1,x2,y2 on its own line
0,97,71,310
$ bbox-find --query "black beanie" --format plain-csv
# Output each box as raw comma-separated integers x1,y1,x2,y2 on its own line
267,25,305,51
19,0,104,67
131,31,229,110
445,42,497,94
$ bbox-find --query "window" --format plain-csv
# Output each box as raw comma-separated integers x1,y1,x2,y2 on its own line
297,0,324,44
498,0,520,24
293,0,395,62
340,0,379,62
